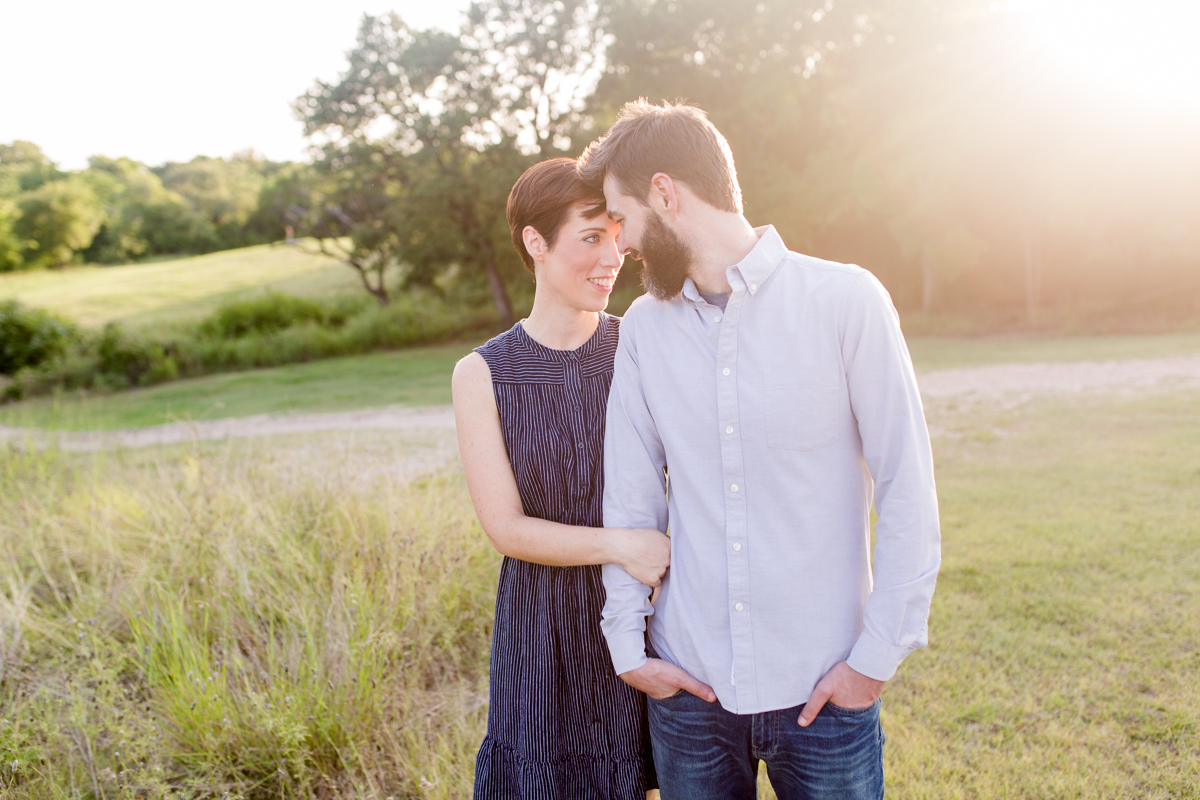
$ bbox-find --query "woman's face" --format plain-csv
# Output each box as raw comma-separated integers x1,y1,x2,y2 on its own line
531,205,623,312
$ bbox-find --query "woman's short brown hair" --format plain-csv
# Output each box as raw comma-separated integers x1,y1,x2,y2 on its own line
578,99,742,214
507,158,607,273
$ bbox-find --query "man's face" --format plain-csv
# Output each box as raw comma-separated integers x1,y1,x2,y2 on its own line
603,174,693,300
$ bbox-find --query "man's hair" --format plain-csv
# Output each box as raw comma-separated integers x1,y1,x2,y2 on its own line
577,99,742,214
507,157,607,273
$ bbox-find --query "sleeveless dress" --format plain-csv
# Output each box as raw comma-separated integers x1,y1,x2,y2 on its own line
472,314,656,799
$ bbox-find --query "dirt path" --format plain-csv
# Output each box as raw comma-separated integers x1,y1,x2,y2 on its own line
3,355,1198,452
917,354,1200,399
0,405,456,452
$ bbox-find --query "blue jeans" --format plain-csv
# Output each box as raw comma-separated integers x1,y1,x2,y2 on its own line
647,690,885,800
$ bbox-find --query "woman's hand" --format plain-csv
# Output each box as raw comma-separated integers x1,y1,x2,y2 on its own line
612,528,671,587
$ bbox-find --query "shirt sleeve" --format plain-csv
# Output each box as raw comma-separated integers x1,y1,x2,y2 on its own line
600,307,668,676
841,271,942,681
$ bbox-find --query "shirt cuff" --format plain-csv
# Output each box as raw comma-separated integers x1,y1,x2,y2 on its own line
606,630,649,676
846,630,915,682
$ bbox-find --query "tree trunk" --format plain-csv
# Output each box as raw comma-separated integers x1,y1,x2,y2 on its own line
921,244,937,314
478,236,515,328
458,202,515,327
1022,226,1041,321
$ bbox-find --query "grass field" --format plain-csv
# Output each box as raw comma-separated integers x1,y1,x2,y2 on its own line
0,340,483,430
3,329,1200,432
1,379,1197,798
0,244,361,329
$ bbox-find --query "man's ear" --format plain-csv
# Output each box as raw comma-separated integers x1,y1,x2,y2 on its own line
522,225,548,262
649,172,680,219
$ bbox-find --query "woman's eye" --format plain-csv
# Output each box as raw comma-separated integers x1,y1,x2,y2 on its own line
585,235,599,243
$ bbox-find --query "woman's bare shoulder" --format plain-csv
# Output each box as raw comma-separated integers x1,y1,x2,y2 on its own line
452,351,493,403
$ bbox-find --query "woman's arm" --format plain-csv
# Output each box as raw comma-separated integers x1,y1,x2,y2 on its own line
452,352,670,586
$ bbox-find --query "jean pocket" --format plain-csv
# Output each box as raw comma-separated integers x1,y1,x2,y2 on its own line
826,698,880,718
766,384,841,452
653,688,689,703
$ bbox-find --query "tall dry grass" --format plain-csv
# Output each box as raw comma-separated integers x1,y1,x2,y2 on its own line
0,443,498,799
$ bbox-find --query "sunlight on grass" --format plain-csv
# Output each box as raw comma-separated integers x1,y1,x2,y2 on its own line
906,331,1200,371
2,388,1198,797
0,341,482,431
0,244,359,329
0,444,497,798
5,332,1200,433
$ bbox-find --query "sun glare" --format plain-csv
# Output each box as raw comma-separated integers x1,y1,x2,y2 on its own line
1020,0,1200,108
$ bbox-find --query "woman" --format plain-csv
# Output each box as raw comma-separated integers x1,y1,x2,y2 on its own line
452,157,666,798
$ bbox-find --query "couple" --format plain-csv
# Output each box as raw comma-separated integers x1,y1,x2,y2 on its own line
452,100,941,800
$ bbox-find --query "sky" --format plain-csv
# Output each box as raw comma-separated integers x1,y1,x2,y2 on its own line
0,0,473,170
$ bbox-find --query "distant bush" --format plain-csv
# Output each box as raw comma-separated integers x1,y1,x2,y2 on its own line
2,291,495,401
196,293,364,339
0,300,75,374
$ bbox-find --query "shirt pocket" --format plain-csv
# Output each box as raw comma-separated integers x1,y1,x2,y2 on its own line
766,384,841,452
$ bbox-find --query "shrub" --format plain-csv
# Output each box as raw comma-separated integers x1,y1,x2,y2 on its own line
2,291,496,402
196,293,358,339
93,323,179,390
0,300,75,374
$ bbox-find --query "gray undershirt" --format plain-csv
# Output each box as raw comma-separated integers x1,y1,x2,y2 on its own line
698,290,730,311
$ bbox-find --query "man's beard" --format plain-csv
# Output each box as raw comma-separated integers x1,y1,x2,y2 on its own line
635,212,693,300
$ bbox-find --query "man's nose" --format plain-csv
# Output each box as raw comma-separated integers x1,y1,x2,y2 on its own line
616,226,631,256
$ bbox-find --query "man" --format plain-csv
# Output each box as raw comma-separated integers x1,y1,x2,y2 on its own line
579,100,941,799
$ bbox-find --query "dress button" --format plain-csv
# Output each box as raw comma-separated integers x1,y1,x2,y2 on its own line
722,368,731,376
735,602,744,611
732,542,741,551
725,425,733,434
730,484,739,493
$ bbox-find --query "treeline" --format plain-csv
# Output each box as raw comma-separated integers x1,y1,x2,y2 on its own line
291,0,1200,326
4,0,1199,327
0,144,304,269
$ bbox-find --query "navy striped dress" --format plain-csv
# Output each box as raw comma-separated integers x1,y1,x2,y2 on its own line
473,314,655,799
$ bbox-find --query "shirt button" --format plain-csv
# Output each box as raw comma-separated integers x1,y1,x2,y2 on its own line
713,315,721,323
750,283,758,292
722,368,731,376
725,425,733,434
730,484,739,493
735,602,744,611
732,542,742,551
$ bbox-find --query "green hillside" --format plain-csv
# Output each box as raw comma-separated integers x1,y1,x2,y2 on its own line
0,243,360,329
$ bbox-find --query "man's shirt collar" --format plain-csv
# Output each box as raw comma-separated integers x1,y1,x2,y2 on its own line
681,225,786,306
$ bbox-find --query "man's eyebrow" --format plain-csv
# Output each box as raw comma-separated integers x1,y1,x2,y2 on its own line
606,210,622,220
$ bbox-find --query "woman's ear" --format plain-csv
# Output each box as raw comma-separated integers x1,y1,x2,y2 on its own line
522,225,548,263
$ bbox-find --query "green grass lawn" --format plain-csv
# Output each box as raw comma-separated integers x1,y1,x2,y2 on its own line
0,243,361,328
878,391,1200,799
905,330,1200,371
0,340,482,430
4,329,1200,432
2,380,1196,798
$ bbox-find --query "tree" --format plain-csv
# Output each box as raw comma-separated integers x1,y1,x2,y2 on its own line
296,2,610,323
0,141,64,196
0,198,21,272
13,177,104,268
155,153,269,251
80,156,204,263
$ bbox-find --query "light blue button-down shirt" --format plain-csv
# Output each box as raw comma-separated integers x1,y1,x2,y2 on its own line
601,225,941,714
